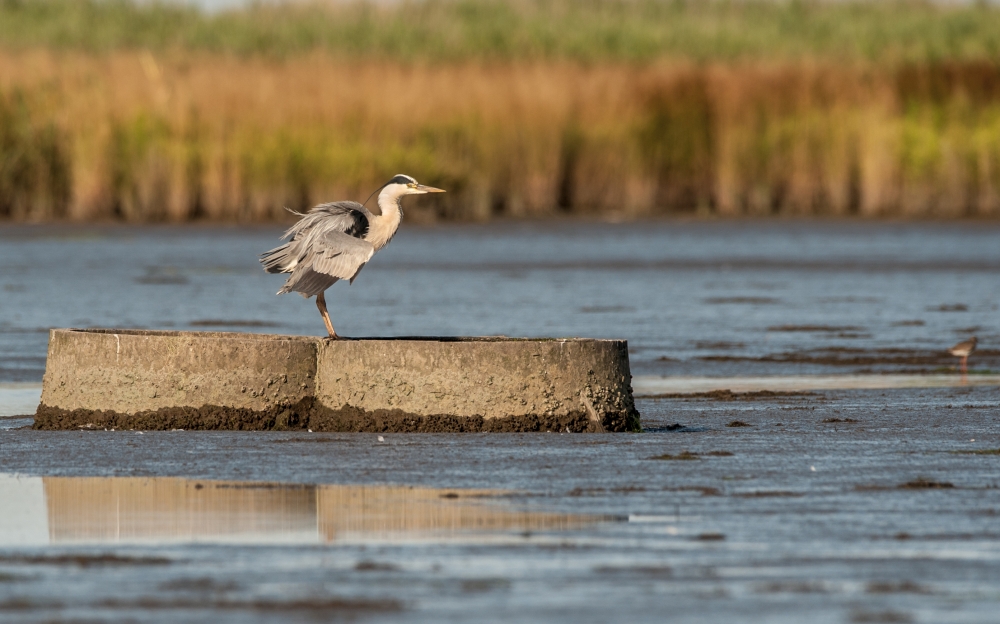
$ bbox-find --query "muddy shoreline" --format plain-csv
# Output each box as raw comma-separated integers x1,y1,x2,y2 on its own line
33,397,641,433
4,387,1000,623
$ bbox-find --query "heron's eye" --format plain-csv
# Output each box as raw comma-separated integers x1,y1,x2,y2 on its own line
408,183,416,188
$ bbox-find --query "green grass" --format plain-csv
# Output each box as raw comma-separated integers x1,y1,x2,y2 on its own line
0,90,71,220
3,0,1000,62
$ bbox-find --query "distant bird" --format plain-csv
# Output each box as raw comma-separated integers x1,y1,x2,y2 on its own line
948,336,977,375
260,174,444,338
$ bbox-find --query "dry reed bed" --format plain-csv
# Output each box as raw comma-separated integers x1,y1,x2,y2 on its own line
3,51,1000,221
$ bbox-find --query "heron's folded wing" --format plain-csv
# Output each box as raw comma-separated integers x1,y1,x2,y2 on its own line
309,230,376,282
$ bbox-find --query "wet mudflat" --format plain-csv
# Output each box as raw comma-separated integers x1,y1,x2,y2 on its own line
1,221,999,621
2,387,999,623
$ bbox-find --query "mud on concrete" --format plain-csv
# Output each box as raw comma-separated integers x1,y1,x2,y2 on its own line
33,397,641,433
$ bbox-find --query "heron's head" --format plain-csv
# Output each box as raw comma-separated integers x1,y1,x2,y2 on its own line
368,174,445,215
382,174,446,197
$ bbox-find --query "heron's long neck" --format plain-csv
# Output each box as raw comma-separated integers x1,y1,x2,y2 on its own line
367,191,404,251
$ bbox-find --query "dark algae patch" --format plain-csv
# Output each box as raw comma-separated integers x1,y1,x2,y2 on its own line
91,597,403,614
0,555,171,567
693,341,745,349
648,450,733,460
857,479,958,492
755,581,829,594
354,561,400,572
697,347,1000,369
823,417,859,423
850,610,914,623
651,389,817,401
648,451,701,461
866,581,931,595
899,478,955,489
704,297,779,305
767,325,864,332
0,572,29,583
159,578,241,592
34,397,641,433
592,565,673,578
671,486,723,496
726,420,752,427
735,490,804,498
951,448,1000,455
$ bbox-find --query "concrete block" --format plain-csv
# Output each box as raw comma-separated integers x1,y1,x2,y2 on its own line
34,329,639,432
313,338,637,431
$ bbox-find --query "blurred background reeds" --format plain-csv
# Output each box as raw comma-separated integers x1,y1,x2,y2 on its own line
3,0,1000,222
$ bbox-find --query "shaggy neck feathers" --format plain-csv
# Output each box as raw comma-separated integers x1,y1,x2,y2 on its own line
367,185,405,250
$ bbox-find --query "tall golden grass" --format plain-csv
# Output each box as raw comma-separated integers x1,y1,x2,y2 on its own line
3,50,1000,221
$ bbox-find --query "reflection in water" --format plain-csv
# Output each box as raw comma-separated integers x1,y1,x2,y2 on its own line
44,477,317,544
315,485,595,540
34,476,602,545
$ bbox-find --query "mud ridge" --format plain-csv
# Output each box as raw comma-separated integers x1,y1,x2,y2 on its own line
650,389,819,401
699,347,1000,368
33,398,640,433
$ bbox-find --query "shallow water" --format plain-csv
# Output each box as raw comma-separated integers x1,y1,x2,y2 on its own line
1,220,998,385
2,389,1000,622
1,220,999,622
0,384,40,418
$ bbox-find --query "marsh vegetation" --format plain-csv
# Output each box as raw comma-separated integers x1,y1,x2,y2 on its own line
3,0,1000,221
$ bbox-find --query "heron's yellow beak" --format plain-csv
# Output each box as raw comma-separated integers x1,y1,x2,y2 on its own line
414,184,446,194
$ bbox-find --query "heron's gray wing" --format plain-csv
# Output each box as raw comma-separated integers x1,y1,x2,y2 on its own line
260,201,370,274
308,230,375,283
276,231,375,296
277,267,339,297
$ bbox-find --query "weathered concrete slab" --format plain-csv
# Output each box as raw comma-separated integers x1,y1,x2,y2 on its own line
38,329,318,413
315,338,637,431
34,329,640,432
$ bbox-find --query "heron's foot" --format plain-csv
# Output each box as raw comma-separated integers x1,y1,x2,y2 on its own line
324,332,340,341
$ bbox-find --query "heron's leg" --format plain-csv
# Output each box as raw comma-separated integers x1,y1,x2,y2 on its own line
315,292,338,339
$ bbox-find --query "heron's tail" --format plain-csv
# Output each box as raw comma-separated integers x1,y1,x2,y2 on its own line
277,267,338,297
259,243,292,274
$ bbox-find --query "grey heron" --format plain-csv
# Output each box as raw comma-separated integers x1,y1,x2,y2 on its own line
259,174,444,338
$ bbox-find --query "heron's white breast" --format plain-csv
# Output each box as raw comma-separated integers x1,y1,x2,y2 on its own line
366,205,402,251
